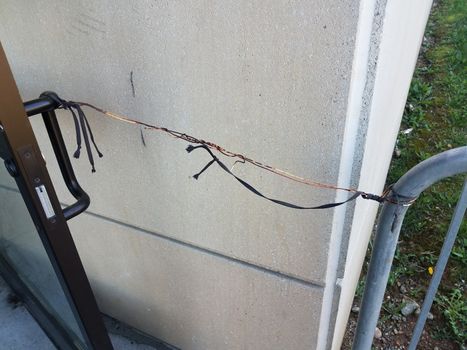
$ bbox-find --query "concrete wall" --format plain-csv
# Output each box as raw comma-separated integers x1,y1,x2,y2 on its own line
0,1,428,349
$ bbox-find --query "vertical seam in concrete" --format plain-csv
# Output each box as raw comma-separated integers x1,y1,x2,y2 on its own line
330,1,432,349
315,0,377,348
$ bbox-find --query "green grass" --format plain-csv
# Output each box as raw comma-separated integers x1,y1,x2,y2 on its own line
384,0,466,345
435,288,467,344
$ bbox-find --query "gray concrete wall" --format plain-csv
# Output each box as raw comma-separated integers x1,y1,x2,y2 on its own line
0,1,365,349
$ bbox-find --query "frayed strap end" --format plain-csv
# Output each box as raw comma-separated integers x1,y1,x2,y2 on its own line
361,192,385,203
192,158,216,180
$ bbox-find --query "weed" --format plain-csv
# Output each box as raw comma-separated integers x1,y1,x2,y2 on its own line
451,237,467,264
403,79,433,130
355,278,366,299
435,288,467,344
375,0,467,346
388,249,419,286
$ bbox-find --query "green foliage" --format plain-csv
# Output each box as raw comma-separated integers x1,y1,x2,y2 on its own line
382,0,467,346
388,250,418,286
451,237,467,264
387,0,466,272
387,248,436,287
355,278,366,298
380,300,403,323
352,3,466,346
435,288,467,344
403,79,433,130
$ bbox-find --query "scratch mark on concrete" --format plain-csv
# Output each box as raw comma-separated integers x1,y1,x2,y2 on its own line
70,23,90,36
77,19,106,34
140,127,146,147
80,13,106,26
65,29,77,37
130,71,136,97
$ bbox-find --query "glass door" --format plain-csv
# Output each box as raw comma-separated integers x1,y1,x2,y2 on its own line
0,44,113,349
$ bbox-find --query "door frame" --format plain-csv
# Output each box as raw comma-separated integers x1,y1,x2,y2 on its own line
0,43,113,349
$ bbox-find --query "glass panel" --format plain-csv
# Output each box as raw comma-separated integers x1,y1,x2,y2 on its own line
0,164,86,348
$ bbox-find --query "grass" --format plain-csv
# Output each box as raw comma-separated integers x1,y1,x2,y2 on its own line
435,289,467,344
363,0,467,346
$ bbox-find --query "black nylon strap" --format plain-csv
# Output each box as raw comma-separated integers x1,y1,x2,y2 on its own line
77,105,96,172
187,144,364,210
42,92,103,172
42,93,391,209
68,107,82,158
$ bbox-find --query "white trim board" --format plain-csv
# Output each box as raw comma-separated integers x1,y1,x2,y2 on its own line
315,0,377,348
331,1,433,349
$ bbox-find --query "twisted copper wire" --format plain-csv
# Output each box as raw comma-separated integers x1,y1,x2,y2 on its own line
75,101,405,205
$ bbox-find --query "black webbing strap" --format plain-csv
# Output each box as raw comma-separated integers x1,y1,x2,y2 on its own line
42,92,103,172
45,93,395,209
186,144,370,209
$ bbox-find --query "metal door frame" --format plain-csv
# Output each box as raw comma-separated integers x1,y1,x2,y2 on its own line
0,43,113,349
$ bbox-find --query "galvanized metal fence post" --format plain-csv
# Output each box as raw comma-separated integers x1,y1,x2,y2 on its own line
352,146,467,350
408,179,467,349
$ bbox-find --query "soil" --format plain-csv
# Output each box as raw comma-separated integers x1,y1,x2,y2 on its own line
341,279,461,350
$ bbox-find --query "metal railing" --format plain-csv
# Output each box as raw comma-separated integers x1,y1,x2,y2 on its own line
352,146,467,349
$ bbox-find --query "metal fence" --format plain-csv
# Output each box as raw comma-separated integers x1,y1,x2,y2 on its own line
352,146,467,349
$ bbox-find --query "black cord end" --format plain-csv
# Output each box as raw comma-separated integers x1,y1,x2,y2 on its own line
186,145,195,153
361,192,385,203
73,149,81,159
191,159,216,180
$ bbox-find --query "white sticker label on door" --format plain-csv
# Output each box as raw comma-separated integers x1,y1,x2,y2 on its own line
35,185,55,219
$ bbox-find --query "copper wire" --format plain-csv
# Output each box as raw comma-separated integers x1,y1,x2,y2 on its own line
75,101,413,205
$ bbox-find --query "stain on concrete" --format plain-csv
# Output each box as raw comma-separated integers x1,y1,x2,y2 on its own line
76,18,106,34
65,29,77,37
70,23,90,36
80,13,106,26
70,13,106,36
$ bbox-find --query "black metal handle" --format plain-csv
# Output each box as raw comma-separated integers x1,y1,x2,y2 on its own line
23,92,90,220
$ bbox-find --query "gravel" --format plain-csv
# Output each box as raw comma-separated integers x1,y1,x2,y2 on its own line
401,301,420,316
351,306,360,313
374,327,382,339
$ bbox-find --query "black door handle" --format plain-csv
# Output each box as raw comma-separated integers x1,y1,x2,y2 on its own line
23,92,90,220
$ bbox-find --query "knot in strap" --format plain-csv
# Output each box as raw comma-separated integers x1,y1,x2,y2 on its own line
40,92,103,173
